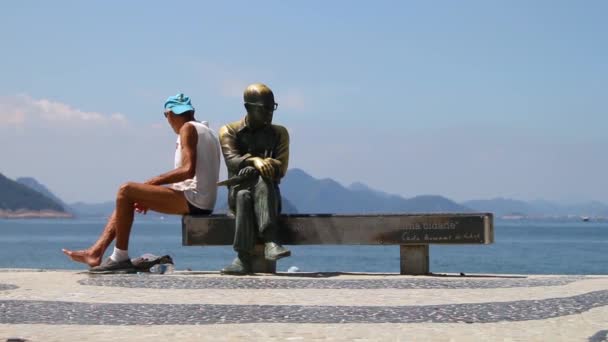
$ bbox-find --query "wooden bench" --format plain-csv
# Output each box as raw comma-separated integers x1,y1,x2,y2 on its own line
182,213,494,275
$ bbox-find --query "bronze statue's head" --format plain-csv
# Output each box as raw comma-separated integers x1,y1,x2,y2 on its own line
244,83,277,129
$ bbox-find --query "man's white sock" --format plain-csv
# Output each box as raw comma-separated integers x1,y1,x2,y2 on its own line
110,247,129,262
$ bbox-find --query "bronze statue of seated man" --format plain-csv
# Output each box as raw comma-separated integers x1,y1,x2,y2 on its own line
218,83,291,275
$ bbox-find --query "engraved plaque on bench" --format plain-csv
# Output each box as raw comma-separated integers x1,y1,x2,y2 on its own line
182,213,493,246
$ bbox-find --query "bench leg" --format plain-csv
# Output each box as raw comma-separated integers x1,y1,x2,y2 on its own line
251,244,277,273
400,245,429,275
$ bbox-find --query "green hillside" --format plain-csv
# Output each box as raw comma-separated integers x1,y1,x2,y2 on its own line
0,173,65,212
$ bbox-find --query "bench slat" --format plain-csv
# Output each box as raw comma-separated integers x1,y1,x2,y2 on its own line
182,213,493,246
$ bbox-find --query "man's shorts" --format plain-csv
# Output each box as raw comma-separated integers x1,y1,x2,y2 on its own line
188,202,212,216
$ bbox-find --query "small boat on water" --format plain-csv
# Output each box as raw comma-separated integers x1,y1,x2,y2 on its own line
581,216,590,222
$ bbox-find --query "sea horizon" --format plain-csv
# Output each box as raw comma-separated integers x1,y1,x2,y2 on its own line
1,218,606,275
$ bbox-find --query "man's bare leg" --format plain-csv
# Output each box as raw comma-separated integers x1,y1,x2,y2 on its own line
113,182,190,250
62,182,190,267
62,210,118,267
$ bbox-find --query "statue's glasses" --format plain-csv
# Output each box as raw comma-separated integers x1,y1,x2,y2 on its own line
245,102,278,111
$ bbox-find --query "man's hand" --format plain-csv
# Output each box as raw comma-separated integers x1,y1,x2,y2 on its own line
250,157,275,179
134,202,148,215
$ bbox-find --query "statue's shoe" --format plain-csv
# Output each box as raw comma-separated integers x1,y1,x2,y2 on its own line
220,257,252,275
89,257,137,274
264,242,291,261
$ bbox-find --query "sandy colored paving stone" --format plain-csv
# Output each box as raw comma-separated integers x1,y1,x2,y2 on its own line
0,306,607,341
2,289,608,325
1,270,607,341
0,271,607,307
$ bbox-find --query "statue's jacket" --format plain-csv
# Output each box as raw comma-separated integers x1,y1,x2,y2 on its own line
219,117,290,210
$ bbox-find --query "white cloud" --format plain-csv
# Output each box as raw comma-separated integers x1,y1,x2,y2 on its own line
0,107,25,125
0,94,127,127
0,94,169,203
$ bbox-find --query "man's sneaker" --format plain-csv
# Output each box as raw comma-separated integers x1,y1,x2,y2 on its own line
264,242,291,261
89,257,137,274
220,256,252,275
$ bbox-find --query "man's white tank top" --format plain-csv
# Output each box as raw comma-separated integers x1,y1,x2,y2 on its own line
171,121,220,210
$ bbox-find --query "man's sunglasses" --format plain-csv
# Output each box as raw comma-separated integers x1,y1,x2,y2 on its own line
245,102,278,111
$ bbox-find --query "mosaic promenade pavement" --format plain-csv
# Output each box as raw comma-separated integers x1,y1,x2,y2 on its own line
1,270,607,341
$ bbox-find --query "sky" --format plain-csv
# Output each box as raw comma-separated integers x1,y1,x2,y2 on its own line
0,1,607,204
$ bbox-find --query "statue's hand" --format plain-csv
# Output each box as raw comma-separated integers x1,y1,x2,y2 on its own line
250,157,275,179
264,158,282,177
264,158,281,167
238,166,257,177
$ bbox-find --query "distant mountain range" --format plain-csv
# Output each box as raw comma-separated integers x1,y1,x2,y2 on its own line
462,198,608,217
16,177,69,211
68,201,116,218
281,169,470,214
0,173,69,218
4,168,608,219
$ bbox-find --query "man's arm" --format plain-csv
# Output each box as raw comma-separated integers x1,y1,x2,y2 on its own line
145,123,198,186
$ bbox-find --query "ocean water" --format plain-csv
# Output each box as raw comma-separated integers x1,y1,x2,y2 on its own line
0,218,606,274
